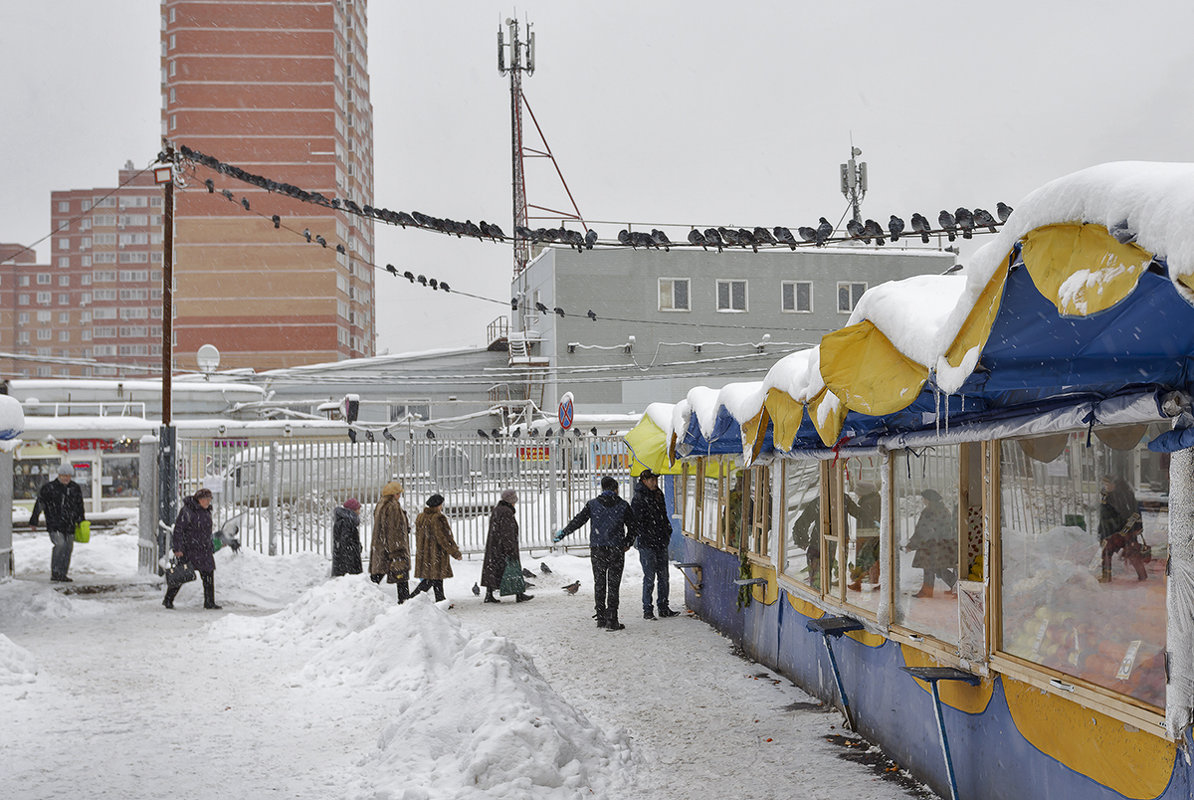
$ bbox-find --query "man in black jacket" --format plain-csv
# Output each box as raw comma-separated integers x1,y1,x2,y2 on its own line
554,476,635,630
30,463,87,582
630,469,679,620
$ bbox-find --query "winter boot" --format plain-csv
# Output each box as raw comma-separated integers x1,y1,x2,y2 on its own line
484,589,501,603
644,609,657,620
658,607,680,618
515,593,534,603
605,614,626,631
595,610,607,629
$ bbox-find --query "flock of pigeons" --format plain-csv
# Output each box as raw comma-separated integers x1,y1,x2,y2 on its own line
178,146,1015,258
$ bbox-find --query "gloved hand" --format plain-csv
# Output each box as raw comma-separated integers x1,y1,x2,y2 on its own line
370,573,383,584
552,530,566,544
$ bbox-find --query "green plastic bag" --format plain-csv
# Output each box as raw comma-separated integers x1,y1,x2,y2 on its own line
74,521,90,543
499,558,526,596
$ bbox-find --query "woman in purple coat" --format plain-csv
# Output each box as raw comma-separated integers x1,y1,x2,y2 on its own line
163,488,220,609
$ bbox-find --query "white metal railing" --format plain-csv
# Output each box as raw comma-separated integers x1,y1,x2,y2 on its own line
24,400,147,418
175,434,633,558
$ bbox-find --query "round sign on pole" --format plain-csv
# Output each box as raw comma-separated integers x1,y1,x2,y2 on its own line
558,392,575,430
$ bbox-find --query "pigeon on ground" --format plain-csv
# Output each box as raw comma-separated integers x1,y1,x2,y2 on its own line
955,207,975,239
863,219,886,245
773,226,798,250
688,229,708,250
996,202,1014,224
541,562,553,574
910,213,931,243
815,217,833,246
562,581,581,594
938,210,957,242
522,568,536,579
888,215,905,242
472,582,480,596
973,208,998,233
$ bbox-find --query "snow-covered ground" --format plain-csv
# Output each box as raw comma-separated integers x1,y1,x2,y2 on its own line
2,527,930,799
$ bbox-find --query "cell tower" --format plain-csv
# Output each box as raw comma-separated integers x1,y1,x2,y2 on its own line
839,140,868,225
498,17,586,279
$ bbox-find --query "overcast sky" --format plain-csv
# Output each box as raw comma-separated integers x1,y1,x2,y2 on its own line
3,0,1192,357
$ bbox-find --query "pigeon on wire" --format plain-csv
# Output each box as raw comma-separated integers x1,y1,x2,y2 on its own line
888,215,905,242
241,197,250,211
618,229,632,246
586,309,597,321
737,228,759,252
316,235,327,248
938,210,957,242
562,581,581,595
753,227,776,247
650,229,672,251
584,229,598,249
910,213,931,244
702,228,724,253
303,228,312,242
972,208,998,233
541,562,553,574
862,219,886,246
815,217,833,246
846,218,865,240
797,226,818,243
718,227,742,247
955,207,975,239
996,202,1014,224
774,226,798,250
271,214,280,229
688,229,708,250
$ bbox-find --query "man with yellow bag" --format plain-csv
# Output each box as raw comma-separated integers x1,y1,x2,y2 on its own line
29,463,87,583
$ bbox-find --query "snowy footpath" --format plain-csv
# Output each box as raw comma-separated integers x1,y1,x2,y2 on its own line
1,527,929,800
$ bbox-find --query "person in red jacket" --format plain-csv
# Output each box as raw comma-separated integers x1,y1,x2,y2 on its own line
163,488,219,609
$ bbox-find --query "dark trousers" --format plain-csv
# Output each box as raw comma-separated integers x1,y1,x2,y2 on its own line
164,570,216,606
410,578,445,602
394,577,410,604
921,567,956,590
49,529,74,579
591,545,625,620
638,546,669,612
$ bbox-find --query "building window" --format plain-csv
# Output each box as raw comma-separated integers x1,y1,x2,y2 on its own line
58,200,70,213
59,331,70,343
716,280,748,312
37,274,51,285
18,313,28,324
36,292,51,305
58,312,69,324
837,281,867,313
658,278,690,312
57,257,70,268
58,294,70,305
18,276,29,287
782,281,812,313
37,329,52,341
59,275,70,287
58,238,70,250
37,311,50,323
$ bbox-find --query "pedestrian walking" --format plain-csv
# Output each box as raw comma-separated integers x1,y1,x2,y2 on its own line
554,476,635,630
29,462,86,583
331,497,364,577
906,489,957,598
630,469,678,620
370,481,411,603
480,488,533,603
410,494,462,602
163,488,220,609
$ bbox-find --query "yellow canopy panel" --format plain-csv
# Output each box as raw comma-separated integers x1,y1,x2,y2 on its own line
624,415,683,476
1020,222,1152,317
945,252,1011,369
819,320,930,417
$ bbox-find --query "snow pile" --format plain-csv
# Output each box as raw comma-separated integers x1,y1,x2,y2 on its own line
213,546,329,609
0,633,37,685
0,578,82,619
212,574,392,647
346,597,634,799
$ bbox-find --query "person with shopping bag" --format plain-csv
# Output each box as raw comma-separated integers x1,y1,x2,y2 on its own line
163,488,219,609
480,489,533,603
29,462,86,583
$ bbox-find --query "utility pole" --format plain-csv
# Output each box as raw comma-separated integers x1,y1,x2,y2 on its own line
839,140,867,225
158,142,178,558
498,16,535,279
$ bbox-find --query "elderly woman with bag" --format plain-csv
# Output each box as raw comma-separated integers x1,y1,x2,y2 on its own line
163,488,219,610
480,489,534,604
410,494,462,602
370,482,411,603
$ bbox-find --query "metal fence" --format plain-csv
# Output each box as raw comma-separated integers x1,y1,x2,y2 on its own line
175,434,633,557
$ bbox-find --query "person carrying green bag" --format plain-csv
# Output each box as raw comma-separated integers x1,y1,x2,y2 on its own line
481,489,533,603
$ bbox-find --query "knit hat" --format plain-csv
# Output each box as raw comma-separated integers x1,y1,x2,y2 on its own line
500,488,518,504
343,497,361,512
426,493,445,508
57,463,75,477
600,476,618,492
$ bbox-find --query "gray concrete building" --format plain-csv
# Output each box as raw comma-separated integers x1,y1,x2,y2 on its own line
515,244,956,414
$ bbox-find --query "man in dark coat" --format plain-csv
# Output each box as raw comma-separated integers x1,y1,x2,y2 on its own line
29,462,86,582
331,497,363,577
630,469,678,620
554,476,635,630
480,488,533,603
163,488,219,609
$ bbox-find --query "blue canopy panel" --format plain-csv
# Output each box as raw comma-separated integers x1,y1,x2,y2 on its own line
680,406,746,456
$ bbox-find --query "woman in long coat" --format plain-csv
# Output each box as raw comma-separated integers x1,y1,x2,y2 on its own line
331,497,364,577
906,489,957,598
164,487,219,609
370,481,411,603
410,494,462,602
480,489,533,603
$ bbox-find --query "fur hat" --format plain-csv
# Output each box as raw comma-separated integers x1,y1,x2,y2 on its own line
500,488,518,504
426,493,445,508
56,463,75,477
343,497,361,512
381,481,404,497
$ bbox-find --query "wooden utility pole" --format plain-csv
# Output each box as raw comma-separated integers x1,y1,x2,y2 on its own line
158,143,178,560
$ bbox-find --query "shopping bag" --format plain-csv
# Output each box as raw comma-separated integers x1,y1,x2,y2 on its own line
74,521,91,543
165,558,196,588
499,558,526,596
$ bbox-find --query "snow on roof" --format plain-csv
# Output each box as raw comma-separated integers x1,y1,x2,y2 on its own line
12,379,264,397
644,402,673,431
637,161,1194,447
0,395,24,440
258,345,492,375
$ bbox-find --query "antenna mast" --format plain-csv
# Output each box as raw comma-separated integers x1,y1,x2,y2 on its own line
839,138,868,225
498,17,534,277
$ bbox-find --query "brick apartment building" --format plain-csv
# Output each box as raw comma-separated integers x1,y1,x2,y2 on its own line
162,0,377,370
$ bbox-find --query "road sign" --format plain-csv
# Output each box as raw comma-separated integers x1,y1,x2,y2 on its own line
153,166,173,185
558,392,574,430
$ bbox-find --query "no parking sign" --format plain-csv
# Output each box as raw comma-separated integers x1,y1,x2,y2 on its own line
558,392,575,430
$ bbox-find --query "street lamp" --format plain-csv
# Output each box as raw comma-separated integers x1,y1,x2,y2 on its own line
197,344,220,380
